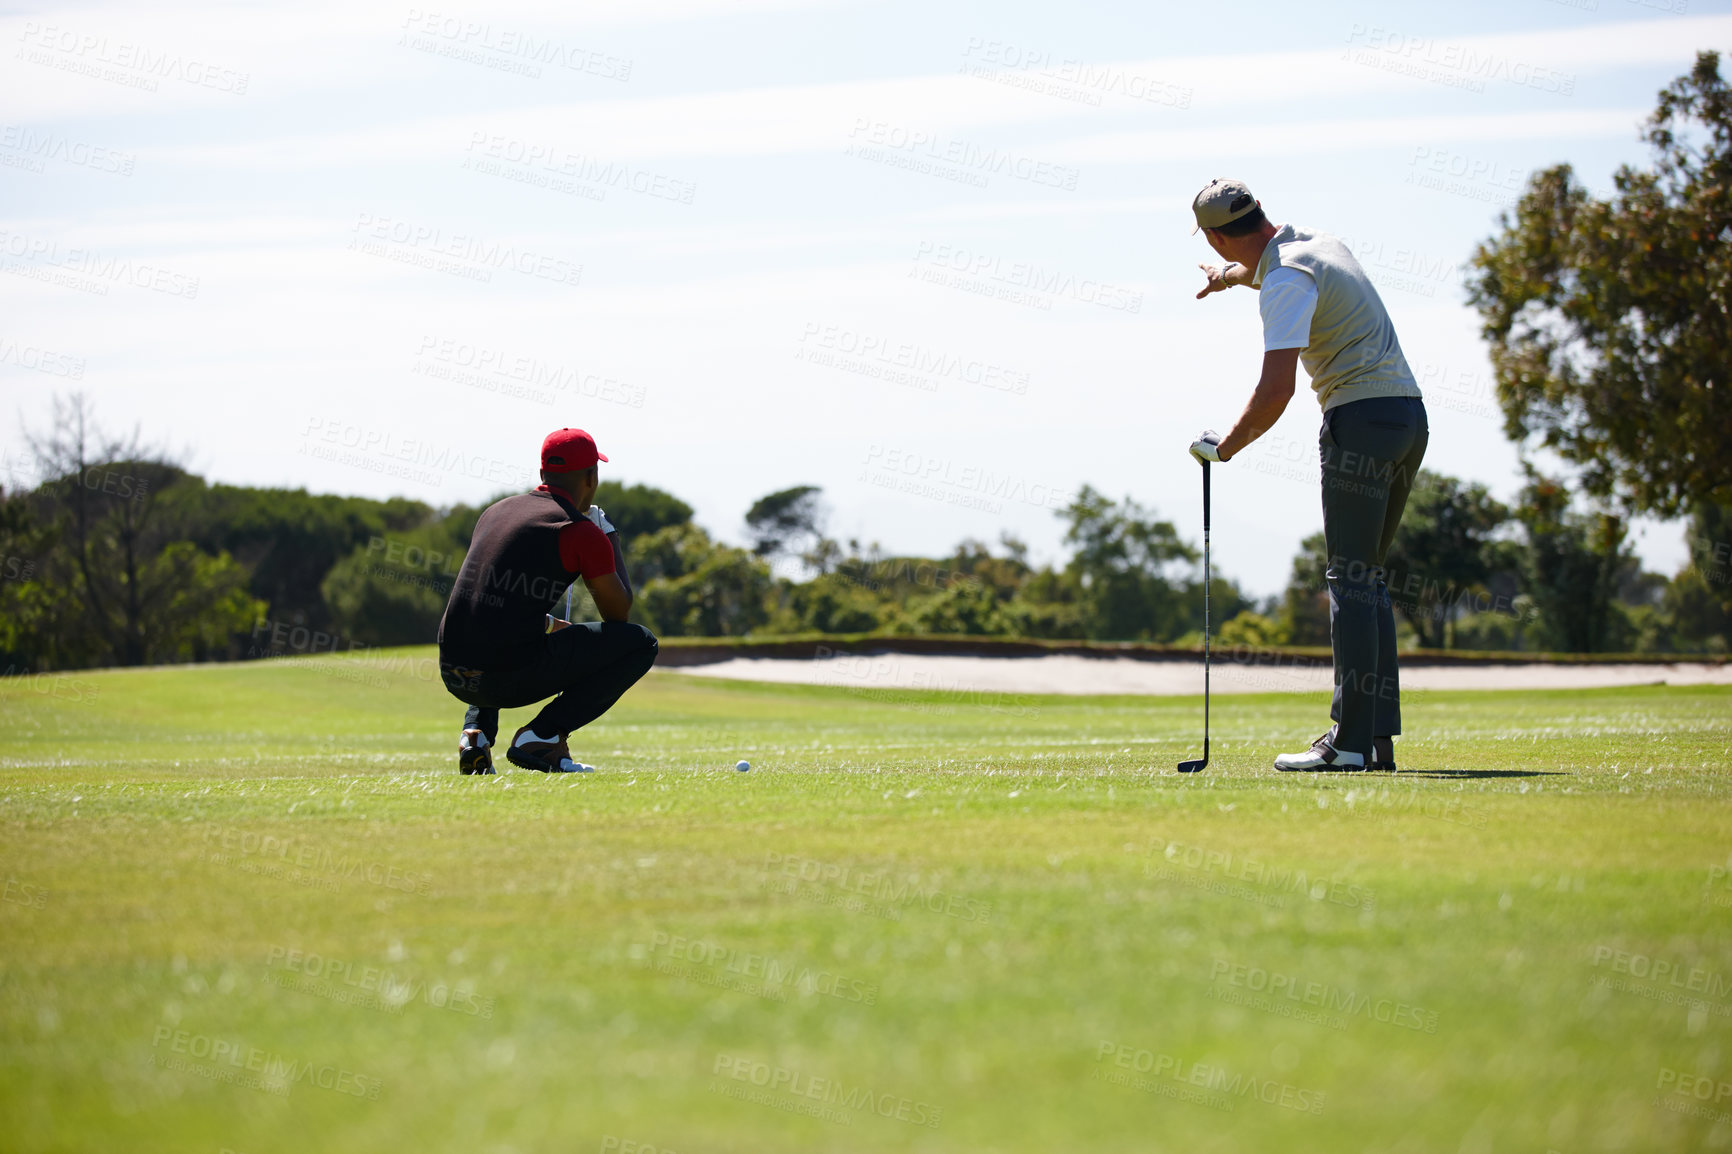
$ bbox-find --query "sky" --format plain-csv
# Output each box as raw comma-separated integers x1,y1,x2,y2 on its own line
1,0,1725,598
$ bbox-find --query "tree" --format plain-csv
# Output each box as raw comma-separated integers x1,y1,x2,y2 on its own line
172,483,435,634
1279,532,1333,647
1517,476,1635,653
1664,498,1732,651
1000,565,1087,639
130,543,265,664
593,480,692,540
18,394,264,668
0,487,55,670
890,581,1013,636
775,572,883,634
320,506,475,647
1382,471,1515,648
1059,485,1196,641
632,522,772,636
1467,51,1732,517
745,485,826,561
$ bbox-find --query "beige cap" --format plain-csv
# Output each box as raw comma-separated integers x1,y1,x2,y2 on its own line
1191,178,1259,234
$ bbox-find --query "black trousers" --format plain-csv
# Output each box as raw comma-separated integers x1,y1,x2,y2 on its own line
1319,396,1429,758
439,622,659,748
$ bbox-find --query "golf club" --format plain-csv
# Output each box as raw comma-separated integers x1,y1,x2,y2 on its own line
1177,459,1210,773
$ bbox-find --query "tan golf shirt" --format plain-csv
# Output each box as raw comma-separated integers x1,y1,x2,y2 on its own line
1252,223,1424,412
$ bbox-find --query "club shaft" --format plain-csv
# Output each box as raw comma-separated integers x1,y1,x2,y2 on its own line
1176,459,1213,772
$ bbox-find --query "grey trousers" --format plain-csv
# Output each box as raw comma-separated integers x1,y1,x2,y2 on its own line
1319,396,1429,757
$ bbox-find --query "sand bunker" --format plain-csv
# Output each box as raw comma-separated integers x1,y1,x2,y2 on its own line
669,652,1731,697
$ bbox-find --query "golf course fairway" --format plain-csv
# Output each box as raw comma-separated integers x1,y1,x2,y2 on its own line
1,649,1728,1153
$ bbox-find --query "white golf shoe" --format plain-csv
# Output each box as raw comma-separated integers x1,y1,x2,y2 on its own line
1273,729,1366,772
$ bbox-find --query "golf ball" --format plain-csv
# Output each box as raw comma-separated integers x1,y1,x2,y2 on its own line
736,760,751,772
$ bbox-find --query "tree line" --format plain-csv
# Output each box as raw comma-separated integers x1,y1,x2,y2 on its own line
0,395,1725,673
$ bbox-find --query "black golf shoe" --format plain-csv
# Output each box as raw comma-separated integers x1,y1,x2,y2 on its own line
1370,736,1398,773
458,729,494,775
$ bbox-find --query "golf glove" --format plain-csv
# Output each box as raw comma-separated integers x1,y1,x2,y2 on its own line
585,505,616,534
1189,430,1224,464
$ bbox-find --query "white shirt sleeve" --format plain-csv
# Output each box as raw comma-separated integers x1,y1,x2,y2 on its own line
1258,266,1317,351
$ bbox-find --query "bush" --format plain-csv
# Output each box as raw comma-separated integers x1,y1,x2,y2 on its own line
321,511,473,647
1216,611,1288,648
632,524,772,636
886,582,1014,636
768,573,883,634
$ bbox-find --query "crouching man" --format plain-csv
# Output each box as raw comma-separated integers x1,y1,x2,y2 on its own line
437,428,658,774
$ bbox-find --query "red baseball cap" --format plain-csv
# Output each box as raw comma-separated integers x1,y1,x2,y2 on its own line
540,428,608,471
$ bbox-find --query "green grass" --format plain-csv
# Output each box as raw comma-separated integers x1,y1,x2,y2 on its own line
1,647,1729,1153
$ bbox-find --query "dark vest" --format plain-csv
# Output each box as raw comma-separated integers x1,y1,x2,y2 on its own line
438,490,579,670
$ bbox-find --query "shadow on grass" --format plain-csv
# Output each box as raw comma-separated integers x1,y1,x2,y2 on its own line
1287,767,1569,779
1384,768,1568,780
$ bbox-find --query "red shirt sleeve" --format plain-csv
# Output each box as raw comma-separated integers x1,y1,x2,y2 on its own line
558,520,616,579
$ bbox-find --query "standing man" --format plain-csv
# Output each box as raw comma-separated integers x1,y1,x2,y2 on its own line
1188,179,1428,772
437,428,658,774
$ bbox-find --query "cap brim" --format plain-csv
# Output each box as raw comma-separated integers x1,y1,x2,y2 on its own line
595,451,609,463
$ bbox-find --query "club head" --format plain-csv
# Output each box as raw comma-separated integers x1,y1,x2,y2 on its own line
1176,758,1208,774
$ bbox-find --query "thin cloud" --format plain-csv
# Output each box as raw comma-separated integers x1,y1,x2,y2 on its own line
1052,108,1648,164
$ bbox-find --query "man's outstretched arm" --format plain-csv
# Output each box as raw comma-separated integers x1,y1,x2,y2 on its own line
1215,348,1300,460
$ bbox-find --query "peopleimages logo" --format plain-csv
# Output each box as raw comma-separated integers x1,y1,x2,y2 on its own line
1208,958,1439,1033
299,417,539,490
0,334,85,379
797,323,1029,395
861,444,1071,513
710,1053,943,1129
398,8,632,81
635,931,880,1005
413,336,647,408
202,825,434,895
264,945,495,1018
1342,24,1576,96
3,876,48,910
1142,836,1376,912
846,118,1080,191
1092,1040,1326,1115
348,213,582,287
910,241,1143,313
463,132,694,204
958,38,1193,108
16,22,251,94
0,229,200,298
150,1026,382,1099
1,664,100,704
0,124,135,175
763,851,993,923
1589,944,1732,1015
